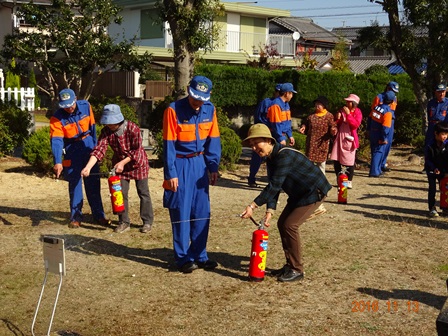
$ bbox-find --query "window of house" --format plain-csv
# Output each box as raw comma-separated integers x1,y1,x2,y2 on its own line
141,9,163,39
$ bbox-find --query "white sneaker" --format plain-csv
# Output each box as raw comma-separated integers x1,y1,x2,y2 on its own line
429,209,439,218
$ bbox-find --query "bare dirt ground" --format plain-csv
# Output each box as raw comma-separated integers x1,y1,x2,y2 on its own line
0,148,447,336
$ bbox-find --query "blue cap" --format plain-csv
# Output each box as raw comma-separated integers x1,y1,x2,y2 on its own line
100,104,124,125
280,83,297,93
275,83,283,91
436,84,446,91
388,81,399,93
188,76,213,101
383,91,396,104
58,88,76,108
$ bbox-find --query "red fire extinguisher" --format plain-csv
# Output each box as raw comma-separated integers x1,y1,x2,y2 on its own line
108,169,125,214
337,169,349,204
440,176,448,210
248,217,269,282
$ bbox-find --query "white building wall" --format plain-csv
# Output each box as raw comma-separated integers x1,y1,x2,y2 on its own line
226,13,240,52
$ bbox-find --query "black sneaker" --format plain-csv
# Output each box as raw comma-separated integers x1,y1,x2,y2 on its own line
277,269,304,282
197,260,218,270
178,261,198,273
270,264,290,277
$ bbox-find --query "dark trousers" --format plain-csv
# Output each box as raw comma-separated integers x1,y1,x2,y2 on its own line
427,172,442,211
119,178,154,226
333,161,355,181
248,151,264,184
277,199,324,273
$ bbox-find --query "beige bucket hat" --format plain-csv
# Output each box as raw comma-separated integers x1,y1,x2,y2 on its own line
243,124,276,147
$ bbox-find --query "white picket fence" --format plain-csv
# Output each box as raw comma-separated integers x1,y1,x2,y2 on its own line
0,87,35,111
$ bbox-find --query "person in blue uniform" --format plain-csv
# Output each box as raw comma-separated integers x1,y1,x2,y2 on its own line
50,88,108,228
368,91,396,177
369,81,399,173
162,76,221,273
266,83,296,147
425,84,448,147
248,83,282,187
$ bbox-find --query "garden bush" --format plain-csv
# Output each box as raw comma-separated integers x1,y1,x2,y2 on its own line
0,118,15,156
22,126,53,173
0,100,32,152
219,126,242,171
292,131,306,152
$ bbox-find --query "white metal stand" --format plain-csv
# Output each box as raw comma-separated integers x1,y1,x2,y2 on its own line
31,237,66,336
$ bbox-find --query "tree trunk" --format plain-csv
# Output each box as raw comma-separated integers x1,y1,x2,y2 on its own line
171,34,194,100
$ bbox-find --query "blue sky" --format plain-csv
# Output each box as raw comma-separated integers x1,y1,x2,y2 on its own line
224,0,391,30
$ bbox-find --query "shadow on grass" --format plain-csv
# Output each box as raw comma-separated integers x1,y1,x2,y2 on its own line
0,205,111,231
356,194,427,204
0,205,68,227
0,318,25,336
365,181,427,192
345,209,448,230
357,287,446,310
50,234,250,281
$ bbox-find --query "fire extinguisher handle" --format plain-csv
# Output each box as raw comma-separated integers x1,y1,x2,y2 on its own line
110,168,116,176
249,216,259,226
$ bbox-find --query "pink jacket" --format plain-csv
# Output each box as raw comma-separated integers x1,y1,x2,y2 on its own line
335,107,363,149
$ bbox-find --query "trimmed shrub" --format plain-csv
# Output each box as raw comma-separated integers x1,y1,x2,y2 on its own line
292,131,306,152
219,126,242,171
0,100,32,154
0,117,15,156
22,126,53,173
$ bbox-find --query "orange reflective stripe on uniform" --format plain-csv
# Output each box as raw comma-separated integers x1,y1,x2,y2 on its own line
267,105,283,123
50,117,65,138
198,122,212,140
208,111,220,138
177,123,196,142
382,111,392,128
390,100,397,111
163,107,179,141
371,96,381,112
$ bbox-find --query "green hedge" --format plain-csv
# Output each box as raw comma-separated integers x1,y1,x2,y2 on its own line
195,65,421,145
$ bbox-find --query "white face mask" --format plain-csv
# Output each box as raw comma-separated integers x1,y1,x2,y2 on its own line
114,121,127,136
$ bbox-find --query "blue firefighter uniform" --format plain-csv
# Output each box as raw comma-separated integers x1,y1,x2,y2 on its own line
368,101,394,177
248,97,275,185
267,96,293,143
50,100,105,222
425,96,448,146
162,97,221,268
370,91,397,172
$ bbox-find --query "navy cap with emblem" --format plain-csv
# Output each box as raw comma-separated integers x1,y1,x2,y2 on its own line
188,76,213,102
